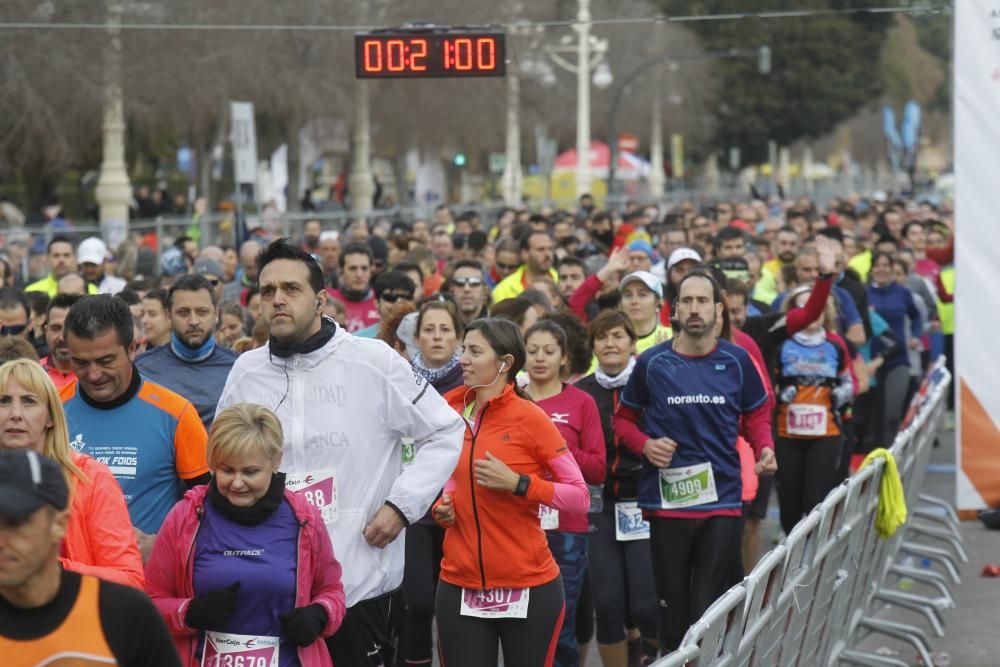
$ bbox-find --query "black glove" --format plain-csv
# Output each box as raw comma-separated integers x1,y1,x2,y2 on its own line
184,582,241,630
279,604,328,647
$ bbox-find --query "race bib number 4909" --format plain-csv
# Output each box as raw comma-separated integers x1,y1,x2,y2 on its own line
285,468,338,524
202,631,279,667
460,588,530,619
659,462,718,509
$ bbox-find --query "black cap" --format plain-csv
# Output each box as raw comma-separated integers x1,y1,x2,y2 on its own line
0,450,69,521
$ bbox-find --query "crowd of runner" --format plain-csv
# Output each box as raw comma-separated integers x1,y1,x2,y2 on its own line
0,191,955,666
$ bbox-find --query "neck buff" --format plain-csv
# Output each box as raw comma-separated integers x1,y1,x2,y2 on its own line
792,329,827,347
208,472,286,526
412,350,461,385
170,331,216,363
595,355,636,389
338,286,371,303
269,317,336,359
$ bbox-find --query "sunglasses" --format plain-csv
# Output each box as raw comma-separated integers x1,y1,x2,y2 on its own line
496,262,518,271
381,292,414,304
0,323,28,337
206,278,221,287
452,277,484,288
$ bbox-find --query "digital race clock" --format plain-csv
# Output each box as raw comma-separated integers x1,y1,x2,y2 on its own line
355,31,506,79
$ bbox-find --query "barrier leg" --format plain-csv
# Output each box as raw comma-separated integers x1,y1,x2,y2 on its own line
886,566,956,608
838,649,911,667
917,494,961,527
872,590,945,637
904,522,969,563
855,617,935,666
899,543,961,584
912,506,962,537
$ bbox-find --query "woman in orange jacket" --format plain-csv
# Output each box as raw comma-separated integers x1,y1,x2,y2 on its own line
433,317,590,667
0,359,143,588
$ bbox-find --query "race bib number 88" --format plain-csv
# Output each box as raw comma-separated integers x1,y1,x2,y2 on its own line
659,462,718,509
285,468,338,524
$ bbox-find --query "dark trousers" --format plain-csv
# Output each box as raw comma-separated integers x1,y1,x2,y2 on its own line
327,591,394,666
436,577,565,667
775,435,843,535
401,522,444,664
648,516,743,652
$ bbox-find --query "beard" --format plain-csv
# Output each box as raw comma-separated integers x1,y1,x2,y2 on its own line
681,313,716,339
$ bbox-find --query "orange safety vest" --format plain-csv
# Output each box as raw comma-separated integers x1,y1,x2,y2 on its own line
2,574,117,666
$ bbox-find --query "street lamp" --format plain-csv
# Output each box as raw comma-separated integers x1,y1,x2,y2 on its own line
95,0,132,249
546,0,612,198
501,18,546,206
605,46,771,203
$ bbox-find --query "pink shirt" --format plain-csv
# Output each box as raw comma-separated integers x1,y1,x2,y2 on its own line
327,288,379,332
535,385,606,532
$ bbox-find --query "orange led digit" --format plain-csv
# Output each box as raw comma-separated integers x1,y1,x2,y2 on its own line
364,40,382,72
411,38,428,71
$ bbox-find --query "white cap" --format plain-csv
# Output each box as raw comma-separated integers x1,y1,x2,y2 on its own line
319,230,340,242
872,190,888,203
667,247,702,271
619,270,663,299
396,312,420,359
77,237,108,265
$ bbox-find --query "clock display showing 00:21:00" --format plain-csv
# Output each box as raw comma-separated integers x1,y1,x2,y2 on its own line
355,33,506,78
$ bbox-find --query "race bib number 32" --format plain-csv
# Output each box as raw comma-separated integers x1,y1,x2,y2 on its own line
202,631,279,667
615,501,650,541
460,588,530,619
285,468,338,524
659,462,718,509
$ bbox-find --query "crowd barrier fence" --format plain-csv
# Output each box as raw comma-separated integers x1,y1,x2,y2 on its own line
654,359,957,667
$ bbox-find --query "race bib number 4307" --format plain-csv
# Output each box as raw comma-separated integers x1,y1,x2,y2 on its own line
659,462,718,509
202,631,279,667
285,468,338,524
460,588,530,619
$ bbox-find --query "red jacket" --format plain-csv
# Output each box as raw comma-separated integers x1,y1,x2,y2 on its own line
61,452,144,588
438,383,589,590
144,485,346,667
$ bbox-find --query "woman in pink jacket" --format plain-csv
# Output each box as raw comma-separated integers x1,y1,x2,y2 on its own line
145,403,346,667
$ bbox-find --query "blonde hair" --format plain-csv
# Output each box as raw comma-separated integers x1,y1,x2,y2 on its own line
782,286,837,331
208,403,284,469
0,359,86,485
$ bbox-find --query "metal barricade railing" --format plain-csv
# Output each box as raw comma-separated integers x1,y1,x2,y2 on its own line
653,360,955,667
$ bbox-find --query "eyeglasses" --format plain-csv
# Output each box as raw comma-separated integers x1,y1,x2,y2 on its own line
381,292,414,304
0,323,28,337
452,277,484,288
496,262,518,272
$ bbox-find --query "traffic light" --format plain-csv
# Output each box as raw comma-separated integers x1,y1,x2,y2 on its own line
453,153,467,167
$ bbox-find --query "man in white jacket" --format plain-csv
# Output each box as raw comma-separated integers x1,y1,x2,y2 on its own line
217,240,464,665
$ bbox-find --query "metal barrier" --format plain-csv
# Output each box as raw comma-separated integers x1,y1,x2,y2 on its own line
655,360,956,667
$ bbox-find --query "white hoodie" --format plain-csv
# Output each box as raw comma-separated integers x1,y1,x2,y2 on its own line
217,325,464,606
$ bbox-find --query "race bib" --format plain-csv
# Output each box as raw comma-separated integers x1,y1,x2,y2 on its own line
202,631,279,667
787,404,828,436
538,505,559,530
659,462,718,509
401,438,416,468
285,468,338,524
460,588,530,619
615,501,650,541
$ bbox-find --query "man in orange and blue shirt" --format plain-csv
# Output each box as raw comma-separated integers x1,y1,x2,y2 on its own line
60,296,209,559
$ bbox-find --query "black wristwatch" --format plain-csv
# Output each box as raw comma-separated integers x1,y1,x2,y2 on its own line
513,474,530,497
